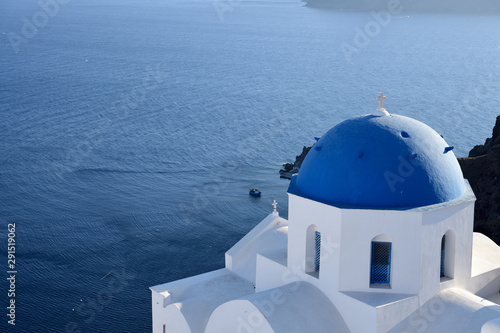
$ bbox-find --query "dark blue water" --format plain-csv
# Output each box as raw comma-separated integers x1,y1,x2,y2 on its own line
0,0,499,331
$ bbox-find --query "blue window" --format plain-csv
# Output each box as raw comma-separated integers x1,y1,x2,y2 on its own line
440,235,446,278
314,231,321,272
370,242,391,284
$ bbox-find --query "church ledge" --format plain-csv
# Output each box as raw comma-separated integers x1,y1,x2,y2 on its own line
388,289,500,333
257,247,288,267
484,292,500,305
450,289,500,310
340,290,417,308
471,259,500,278
149,268,254,306
288,176,475,212
225,213,287,268
472,232,500,277
150,268,228,293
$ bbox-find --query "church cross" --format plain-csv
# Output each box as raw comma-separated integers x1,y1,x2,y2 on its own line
376,92,386,109
272,200,278,212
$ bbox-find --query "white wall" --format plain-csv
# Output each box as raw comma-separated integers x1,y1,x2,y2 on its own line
255,253,288,293
421,201,474,304
151,291,191,333
226,214,287,283
286,186,476,332
287,194,342,291
471,233,500,298
338,208,422,294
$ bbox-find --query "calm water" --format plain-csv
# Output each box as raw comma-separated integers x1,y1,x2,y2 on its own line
0,0,499,331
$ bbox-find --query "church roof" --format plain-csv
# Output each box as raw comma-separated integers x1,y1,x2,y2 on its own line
205,282,350,333
388,288,500,332
291,113,465,208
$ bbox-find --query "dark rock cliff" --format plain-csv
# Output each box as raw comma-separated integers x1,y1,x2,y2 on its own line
459,116,500,244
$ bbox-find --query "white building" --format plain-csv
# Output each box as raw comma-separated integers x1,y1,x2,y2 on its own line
151,95,500,333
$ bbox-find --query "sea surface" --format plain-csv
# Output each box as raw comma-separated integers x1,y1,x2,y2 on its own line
0,0,499,331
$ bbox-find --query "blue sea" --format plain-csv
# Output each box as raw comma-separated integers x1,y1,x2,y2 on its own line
0,0,499,331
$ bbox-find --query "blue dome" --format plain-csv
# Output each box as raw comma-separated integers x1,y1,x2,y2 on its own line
291,114,465,208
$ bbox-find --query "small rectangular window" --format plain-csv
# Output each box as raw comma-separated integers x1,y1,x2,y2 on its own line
315,231,321,272
440,235,446,278
370,242,391,284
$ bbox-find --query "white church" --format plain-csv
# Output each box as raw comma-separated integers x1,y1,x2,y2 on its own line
151,94,500,332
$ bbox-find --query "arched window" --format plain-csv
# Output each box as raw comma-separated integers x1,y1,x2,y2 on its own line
441,230,455,279
370,235,392,285
305,225,320,277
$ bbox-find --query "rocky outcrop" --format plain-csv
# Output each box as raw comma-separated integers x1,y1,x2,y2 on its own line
469,117,500,158
279,146,312,179
459,116,500,244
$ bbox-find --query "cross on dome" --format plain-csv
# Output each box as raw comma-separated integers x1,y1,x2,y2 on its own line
376,92,386,109
372,92,390,117
272,200,278,211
